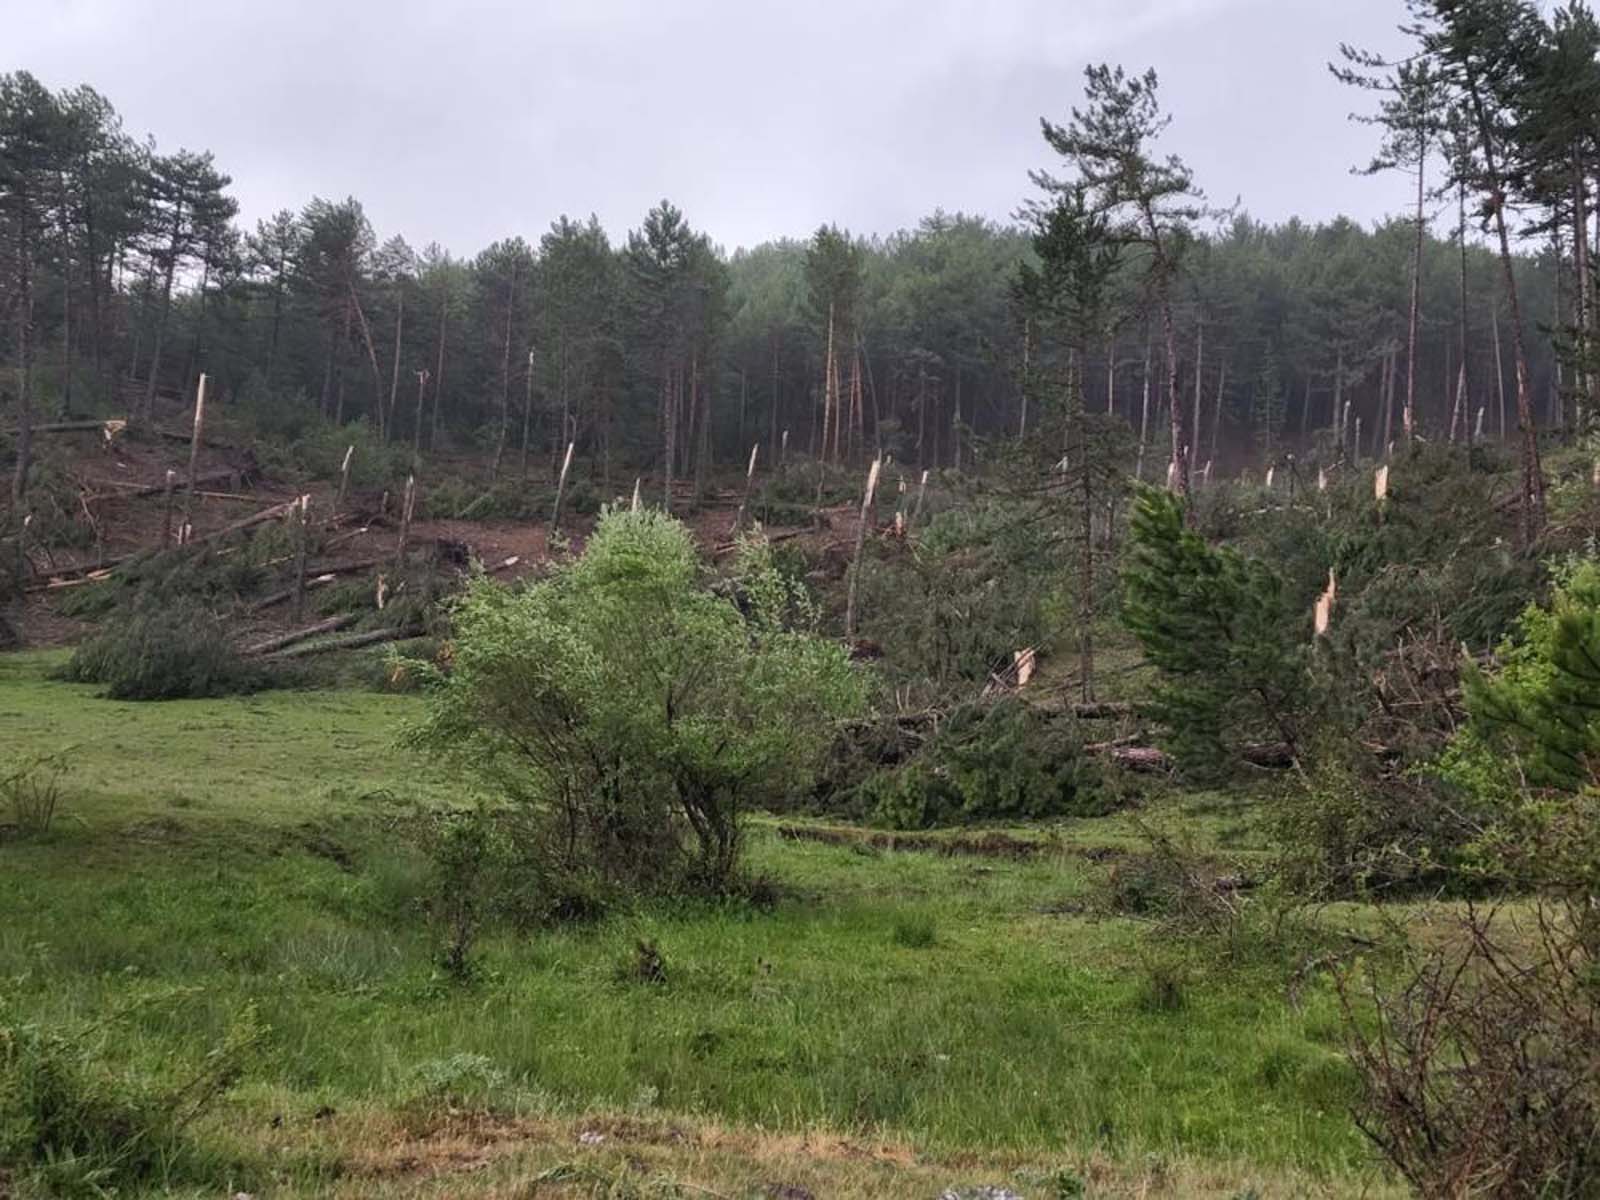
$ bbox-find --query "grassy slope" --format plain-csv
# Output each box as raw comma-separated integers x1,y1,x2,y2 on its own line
0,652,1398,1198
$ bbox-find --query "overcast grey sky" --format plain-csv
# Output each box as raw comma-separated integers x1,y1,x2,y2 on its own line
6,0,1414,253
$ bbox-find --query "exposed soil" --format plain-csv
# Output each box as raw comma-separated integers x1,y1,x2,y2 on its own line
9,406,871,649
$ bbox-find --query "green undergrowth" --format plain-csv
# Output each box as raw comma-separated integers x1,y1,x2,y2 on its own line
0,652,1385,1194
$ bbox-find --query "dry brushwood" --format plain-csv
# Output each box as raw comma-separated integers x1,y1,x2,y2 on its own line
1339,903,1600,1199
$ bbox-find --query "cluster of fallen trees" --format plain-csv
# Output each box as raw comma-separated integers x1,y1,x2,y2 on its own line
857,697,1296,777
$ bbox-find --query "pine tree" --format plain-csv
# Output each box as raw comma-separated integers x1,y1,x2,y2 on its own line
1036,65,1205,501
1121,487,1310,775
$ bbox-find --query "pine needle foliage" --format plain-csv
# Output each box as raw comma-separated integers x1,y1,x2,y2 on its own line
1121,486,1311,777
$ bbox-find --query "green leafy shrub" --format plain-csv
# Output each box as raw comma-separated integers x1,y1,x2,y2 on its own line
61,600,271,700
402,510,865,903
1274,751,1480,898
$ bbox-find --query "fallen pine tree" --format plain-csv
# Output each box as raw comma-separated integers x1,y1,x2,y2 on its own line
263,625,426,660
242,613,359,656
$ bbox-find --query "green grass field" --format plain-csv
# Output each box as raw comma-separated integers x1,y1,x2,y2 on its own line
0,651,1400,1198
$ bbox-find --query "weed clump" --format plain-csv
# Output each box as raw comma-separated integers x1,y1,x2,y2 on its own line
617,938,668,986
1,753,67,838
890,913,937,949
0,999,262,1194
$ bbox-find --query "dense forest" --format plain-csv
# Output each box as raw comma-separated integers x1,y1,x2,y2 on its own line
4,0,1594,512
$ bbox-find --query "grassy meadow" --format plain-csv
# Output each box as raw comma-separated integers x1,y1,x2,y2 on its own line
0,651,1399,1198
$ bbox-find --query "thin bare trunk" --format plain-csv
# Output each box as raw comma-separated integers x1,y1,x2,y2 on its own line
490,263,518,480
142,195,184,425
821,302,835,465
1136,336,1152,482
1492,301,1507,441
431,292,447,451
1105,334,1116,416
386,289,404,444
1576,173,1592,427
1465,72,1543,539
1456,178,1470,444
11,210,35,504
1020,316,1031,439
1210,359,1226,467
348,280,386,425
1190,317,1203,473
1404,141,1425,444
952,368,963,473
521,348,536,479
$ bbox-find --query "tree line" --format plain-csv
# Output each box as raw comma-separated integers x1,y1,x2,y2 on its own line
3,0,1598,514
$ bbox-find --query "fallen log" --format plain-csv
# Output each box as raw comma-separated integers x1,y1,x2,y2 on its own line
1102,745,1173,774
320,525,371,552
28,563,126,591
185,498,301,549
3,419,113,435
247,557,385,611
1241,742,1297,770
264,625,426,660
1072,701,1135,720
711,526,810,557
154,426,236,451
248,574,335,613
1085,740,1296,773
82,468,239,503
243,613,359,656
